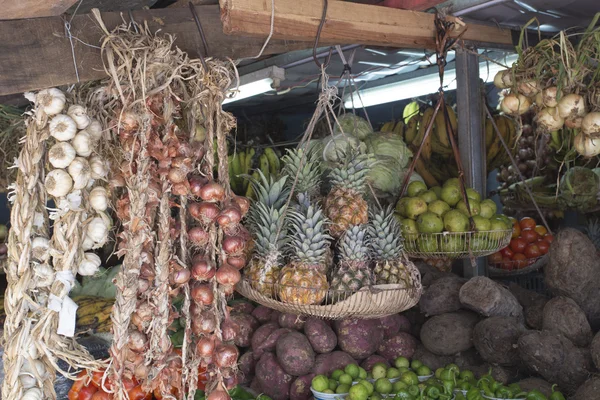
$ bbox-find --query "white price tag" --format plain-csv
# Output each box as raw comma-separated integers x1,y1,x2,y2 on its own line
57,296,78,337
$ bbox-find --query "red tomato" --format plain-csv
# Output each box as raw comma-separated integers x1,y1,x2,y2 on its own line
488,252,503,264
525,243,542,259
519,217,536,230
122,378,138,392
521,228,539,243
78,385,98,400
128,385,152,400
512,253,527,269
511,221,521,239
509,238,527,254
501,257,513,270
500,247,514,259
68,371,89,400
537,240,550,255
91,392,111,400
534,225,548,236
543,233,554,244
90,370,111,390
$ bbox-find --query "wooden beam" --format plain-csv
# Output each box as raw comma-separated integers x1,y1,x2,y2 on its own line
219,0,514,50
0,6,311,96
380,0,446,11
0,0,78,20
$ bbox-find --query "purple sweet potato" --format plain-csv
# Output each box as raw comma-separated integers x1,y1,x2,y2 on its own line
230,300,255,315
379,314,405,338
279,313,306,330
270,310,282,323
255,328,293,360
313,351,355,375
251,322,279,358
252,306,276,324
231,313,260,348
250,377,262,394
304,317,337,354
377,332,418,362
276,332,315,376
335,319,384,359
255,352,293,400
290,374,315,400
361,355,390,371
238,351,256,384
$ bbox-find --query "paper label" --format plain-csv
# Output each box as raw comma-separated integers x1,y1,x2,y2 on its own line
57,296,78,337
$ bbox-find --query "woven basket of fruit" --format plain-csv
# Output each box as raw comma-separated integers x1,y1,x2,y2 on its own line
487,254,548,277
403,230,513,259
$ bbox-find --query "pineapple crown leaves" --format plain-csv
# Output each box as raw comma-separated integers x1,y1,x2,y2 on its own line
328,151,376,194
338,224,371,262
250,202,290,257
247,169,290,210
368,206,404,260
287,203,333,265
281,146,323,196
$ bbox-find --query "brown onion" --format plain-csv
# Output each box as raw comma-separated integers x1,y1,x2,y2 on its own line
215,344,239,369
216,206,242,227
216,264,241,286
222,236,246,255
232,196,250,215
172,182,189,196
168,167,187,184
170,268,191,285
226,256,246,270
189,201,220,224
188,226,210,246
221,318,240,342
191,258,215,281
199,181,225,202
197,336,216,357
191,283,214,305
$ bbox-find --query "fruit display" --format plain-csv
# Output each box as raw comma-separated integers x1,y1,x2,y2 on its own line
488,217,553,271
229,146,282,199
395,179,511,256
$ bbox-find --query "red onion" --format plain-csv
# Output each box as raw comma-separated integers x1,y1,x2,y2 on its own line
207,389,231,400
177,143,193,157
223,373,240,390
191,283,214,305
222,284,235,296
170,268,191,285
172,182,190,196
131,302,153,331
189,201,220,224
197,336,216,357
216,206,242,227
226,256,246,270
128,330,148,352
189,176,209,197
140,263,156,280
110,173,126,188
216,264,241,286
215,344,239,369
188,226,210,246
168,167,187,184
222,236,246,255
170,219,181,239
199,181,225,202
191,258,215,281
193,311,217,334
221,318,240,342
138,278,151,294
232,196,250,215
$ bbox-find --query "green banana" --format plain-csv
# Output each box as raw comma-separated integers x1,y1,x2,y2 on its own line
403,101,420,125
259,153,270,180
245,170,261,199
264,147,280,176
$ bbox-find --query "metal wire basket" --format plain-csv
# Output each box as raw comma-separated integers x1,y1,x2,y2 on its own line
403,230,512,259
487,254,548,276
235,277,423,320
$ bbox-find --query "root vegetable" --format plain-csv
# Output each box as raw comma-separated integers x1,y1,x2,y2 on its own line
412,344,453,371
254,328,293,360
335,318,384,359
459,276,523,319
419,276,466,316
303,317,337,354
376,333,417,362
238,351,256,384
229,300,254,315
275,332,315,376
255,352,293,400
360,355,390,371
279,313,306,330
508,283,548,330
230,314,259,348
312,351,355,376
420,311,479,356
252,306,275,324
378,314,410,338
473,316,526,366
452,348,483,369
573,377,600,400
517,378,554,397
591,332,600,370
290,374,315,400
542,296,592,347
251,322,280,358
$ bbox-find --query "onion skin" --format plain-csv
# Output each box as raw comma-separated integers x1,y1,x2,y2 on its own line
501,93,531,116
221,284,235,296
191,283,214,305
582,112,600,135
222,236,246,255
232,196,250,215
199,181,225,203
226,256,246,270
574,133,600,157
216,264,241,286
221,318,240,342
558,93,586,119
190,202,220,224
170,268,191,285
215,344,239,369
188,226,210,246
190,176,209,197
216,206,243,227
197,336,216,358
191,258,216,281
192,311,217,334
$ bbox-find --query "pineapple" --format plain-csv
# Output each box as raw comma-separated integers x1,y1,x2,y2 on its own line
244,171,290,297
281,146,323,201
324,152,374,238
330,224,373,294
369,207,418,286
584,218,600,252
278,204,331,305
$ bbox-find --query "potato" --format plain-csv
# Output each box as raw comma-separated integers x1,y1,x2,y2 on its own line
276,332,315,376
590,331,600,370
473,316,526,366
573,377,600,400
360,355,390,371
255,352,293,400
279,313,306,330
420,311,479,356
230,300,255,315
313,351,355,376
542,296,592,347
412,344,453,371
459,277,523,319
335,318,384,359
377,332,417,362
238,351,256,384
290,374,315,400
231,313,260,348
419,276,466,316
304,317,337,353
251,322,279,358
252,306,276,324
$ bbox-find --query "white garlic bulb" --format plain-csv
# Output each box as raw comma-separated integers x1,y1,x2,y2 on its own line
89,186,108,211
82,235,95,251
87,119,103,141
48,142,76,169
67,105,90,130
22,359,48,380
33,263,55,288
22,388,43,400
36,88,66,115
31,237,50,262
78,252,101,276
89,156,109,179
71,130,92,157
45,169,73,197
86,216,109,244
49,114,77,141
19,373,37,389
67,157,91,190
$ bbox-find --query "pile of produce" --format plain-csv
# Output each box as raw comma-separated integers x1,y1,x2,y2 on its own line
228,146,282,199
488,217,553,270
395,179,510,254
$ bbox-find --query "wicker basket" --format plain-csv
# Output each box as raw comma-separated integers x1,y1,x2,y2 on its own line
236,278,422,319
487,254,548,277
404,230,512,259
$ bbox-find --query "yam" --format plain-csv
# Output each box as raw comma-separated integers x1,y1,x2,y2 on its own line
238,352,256,384
524,297,547,330
420,311,479,356
276,332,315,376
508,282,548,309
252,306,276,324
590,331,600,370
516,378,553,398
572,377,600,400
377,332,417,362
415,261,452,286
290,374,315,400
459,277,523,319
230,300,255,315
360,355,390,371
419,276,466,316
379,314,407,338
473,316,526,366
453,348,483,369
251,322,279,358
542,296,592,347
403,308,427,338
518,330,593,393
313,351,355,376
231,313,260,348
335,319,384,359
412,344,453,371
255,352,293,400
304,317,337,354
279,313,306,330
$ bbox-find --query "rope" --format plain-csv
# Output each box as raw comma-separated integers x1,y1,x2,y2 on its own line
63,0,85,83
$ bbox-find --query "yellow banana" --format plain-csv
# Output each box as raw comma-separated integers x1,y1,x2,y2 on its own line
404,116,419,145
403,101,420,125
416,107,435,161
485,116,495,150
414,157,440,187
393,120,405,138
381,121,395,133
245,170,261,199
264,147,280,176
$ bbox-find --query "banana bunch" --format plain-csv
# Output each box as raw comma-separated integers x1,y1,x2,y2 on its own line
485,114,518,172
74,295,115,334
229,147,281,198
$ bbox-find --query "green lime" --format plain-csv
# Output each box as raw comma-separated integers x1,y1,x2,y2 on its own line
394,356,410,369
416,366,431,376
345,364,360,379
337,383,351,394
312,375,329,392
358,367,367,380
441,185,461,206
358,379,374,395
410,360,423,370
428,200,451,218
407,181,428,197
331,369,344,380
328,379,338,391
372,363,388,380
419,190,438,204
374,378,393,395
386,367,401,379
416,211,444,233
401,371,419,386
456,200,481,217
339,373,353,385
322,389,334,394
393,380,408,392
348,383,369,400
